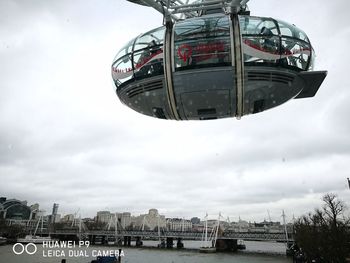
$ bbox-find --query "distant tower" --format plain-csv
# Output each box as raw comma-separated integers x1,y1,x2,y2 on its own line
51,203,59,223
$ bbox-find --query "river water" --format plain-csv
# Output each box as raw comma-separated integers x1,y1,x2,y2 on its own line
0,241,291,263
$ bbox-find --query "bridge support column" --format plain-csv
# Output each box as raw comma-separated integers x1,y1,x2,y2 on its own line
166,237,173,249
122,236,131,246
116,237,122,246
123,236,128,246
127,236,131,246
176,238,184,249
136,236,143,247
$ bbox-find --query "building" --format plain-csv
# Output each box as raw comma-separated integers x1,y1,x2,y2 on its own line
132,209,166,230
94,211,133,229
206,219,219,228
49,214,61,224
51,203,59,223
166,218,192,231
191,217,201,225
0,197,33,220
119,212,131,229
82,217,95,224
226,218,250,232
61,214,74,223
30,203,40,220
96,211,112,224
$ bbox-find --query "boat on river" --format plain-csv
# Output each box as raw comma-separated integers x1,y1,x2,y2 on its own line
90,255,119,263
0,236,7,245
17,234,53,244
17,213,55,244
237,240,246,250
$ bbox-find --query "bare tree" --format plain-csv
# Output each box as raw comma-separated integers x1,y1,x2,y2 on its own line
294,193,350,263
322,193,346,227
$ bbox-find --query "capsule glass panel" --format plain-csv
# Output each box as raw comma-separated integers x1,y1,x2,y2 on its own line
277,20,312,70
133,26,165,80
278,21,309,42
240,16,281,66
174,15,231,70
240,16,279,35
134,26,165,50
112,54,133,87
113,38,135,63
240,16,313,71
280,38,312,70
242,35,281,65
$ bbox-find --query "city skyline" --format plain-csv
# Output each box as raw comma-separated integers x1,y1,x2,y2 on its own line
0,196,320,225
1,0,350,224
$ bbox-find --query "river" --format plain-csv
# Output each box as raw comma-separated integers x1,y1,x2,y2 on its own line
0,241,291,263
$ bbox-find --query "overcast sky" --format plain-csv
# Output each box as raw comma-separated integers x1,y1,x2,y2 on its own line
1,0,349,223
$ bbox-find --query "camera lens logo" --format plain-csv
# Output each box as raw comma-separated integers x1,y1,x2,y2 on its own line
13,243,37,255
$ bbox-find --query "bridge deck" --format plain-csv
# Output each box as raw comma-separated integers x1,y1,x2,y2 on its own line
50,230,293,242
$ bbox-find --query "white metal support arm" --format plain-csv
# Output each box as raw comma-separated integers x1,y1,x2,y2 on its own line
126,0,250,21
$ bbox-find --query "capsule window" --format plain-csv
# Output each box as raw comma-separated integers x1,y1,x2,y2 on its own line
134,27,165,51
174,15,231,70
132,27,165,80
240,16,278,36
113,38,136,63
111,54,133,87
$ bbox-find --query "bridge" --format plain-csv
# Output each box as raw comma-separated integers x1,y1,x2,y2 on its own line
50,229,293,242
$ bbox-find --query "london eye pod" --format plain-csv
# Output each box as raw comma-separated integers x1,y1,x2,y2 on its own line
112,0,327,120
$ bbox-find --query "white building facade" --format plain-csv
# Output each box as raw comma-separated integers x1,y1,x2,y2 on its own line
166,218,192,231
